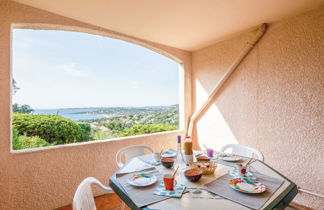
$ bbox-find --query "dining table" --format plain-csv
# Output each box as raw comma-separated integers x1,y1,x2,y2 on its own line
109,151,298,210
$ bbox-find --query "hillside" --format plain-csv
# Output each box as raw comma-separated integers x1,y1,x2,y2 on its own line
83,104,179,127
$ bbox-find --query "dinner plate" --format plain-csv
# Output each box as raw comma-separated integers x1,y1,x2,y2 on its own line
218,154,241,162
128,173,157,187
229,177,267,194
228,169,257,181
161,149,177,158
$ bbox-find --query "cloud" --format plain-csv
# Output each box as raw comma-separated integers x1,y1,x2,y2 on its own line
61,63,84,77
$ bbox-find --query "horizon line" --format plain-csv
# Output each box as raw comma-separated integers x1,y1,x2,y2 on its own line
32,104,179,110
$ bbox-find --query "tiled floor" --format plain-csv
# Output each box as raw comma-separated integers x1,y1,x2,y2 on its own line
56,193,311,210
56,193,130,210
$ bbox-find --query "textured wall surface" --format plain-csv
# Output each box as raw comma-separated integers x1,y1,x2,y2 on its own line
192,7,324,209
0,1,191,209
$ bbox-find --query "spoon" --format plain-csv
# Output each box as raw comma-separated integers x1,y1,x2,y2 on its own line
245,158,253,167
203,144,209,150
172,166,179,179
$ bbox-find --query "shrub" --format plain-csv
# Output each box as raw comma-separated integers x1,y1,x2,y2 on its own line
12,113,84,144
13,135,51,150
103,121,125,132
12,128,20,149
119,124,178,137
77,122,92,140
91,129,111,140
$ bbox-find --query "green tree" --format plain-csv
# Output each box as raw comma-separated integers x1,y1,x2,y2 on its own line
103,121,125,132
13,103,34,114
77,122,92,140
12,79,34,113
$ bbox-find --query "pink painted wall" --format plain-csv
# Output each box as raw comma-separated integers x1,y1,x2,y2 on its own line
0,1,191,209
192,6,324,209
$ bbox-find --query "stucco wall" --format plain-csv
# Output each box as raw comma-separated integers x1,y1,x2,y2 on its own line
192,7,324,209
0,1,191,209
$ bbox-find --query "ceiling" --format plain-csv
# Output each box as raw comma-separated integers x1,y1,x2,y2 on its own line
12,0,324,51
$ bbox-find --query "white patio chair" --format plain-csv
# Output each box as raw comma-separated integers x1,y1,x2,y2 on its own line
73,177,113,210
220,144,264,161
116,145,154,168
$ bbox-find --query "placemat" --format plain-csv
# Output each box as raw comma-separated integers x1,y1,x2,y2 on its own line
154,182,186,198
211,153,250,168
116,169,169,207
203,172,284,209
138,153,161,166
116,157,155,175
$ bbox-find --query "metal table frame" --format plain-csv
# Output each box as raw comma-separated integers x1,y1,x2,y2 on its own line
109,158,297,210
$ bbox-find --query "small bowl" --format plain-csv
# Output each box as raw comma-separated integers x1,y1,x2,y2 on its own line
184,168,202,182
197,155,210,162
190,162,217,175
161,158,175,168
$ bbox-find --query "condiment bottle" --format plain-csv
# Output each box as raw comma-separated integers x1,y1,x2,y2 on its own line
183,136,193,165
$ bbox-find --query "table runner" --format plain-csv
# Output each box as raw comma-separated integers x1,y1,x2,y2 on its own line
116,169,169,207
203,172,284,209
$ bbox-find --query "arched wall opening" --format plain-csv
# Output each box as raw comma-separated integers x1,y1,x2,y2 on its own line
10,24,187,153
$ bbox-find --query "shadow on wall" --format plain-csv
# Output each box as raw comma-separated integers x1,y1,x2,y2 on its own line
194,80,238,150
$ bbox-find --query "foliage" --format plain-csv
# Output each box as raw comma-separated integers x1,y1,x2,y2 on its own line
12,79,34,114
91,129,111,140
11,105,179,150
119,124,178,137
13,134,51,150
13,79,20,95
102,121,125,132
83,105,179,127
77,122,92,140
12,128,20,149
12,113,84,144
13,103,34,114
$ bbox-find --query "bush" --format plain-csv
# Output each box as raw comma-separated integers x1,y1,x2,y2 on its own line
13,135,51,150
77,122,92,140
103,121,125,132
12,128,20,149
91,129,111,140
119,124,178,137
12,113,84,144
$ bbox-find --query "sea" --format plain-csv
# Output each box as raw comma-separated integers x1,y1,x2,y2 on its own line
32,108,104,121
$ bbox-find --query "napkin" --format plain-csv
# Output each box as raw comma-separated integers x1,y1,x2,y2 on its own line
154,181,186,198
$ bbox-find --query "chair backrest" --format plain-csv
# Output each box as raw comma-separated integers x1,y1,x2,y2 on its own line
73,177,113,210
220,144,264,161
116,145,154,168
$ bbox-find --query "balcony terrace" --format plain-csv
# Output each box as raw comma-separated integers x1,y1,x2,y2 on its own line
0,0,323,209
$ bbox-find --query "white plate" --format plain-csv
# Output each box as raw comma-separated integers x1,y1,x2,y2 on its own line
128,173,157,187
219,154,241,162
161,149,177,158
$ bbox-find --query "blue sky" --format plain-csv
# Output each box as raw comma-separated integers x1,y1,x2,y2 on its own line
12,29,180,109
